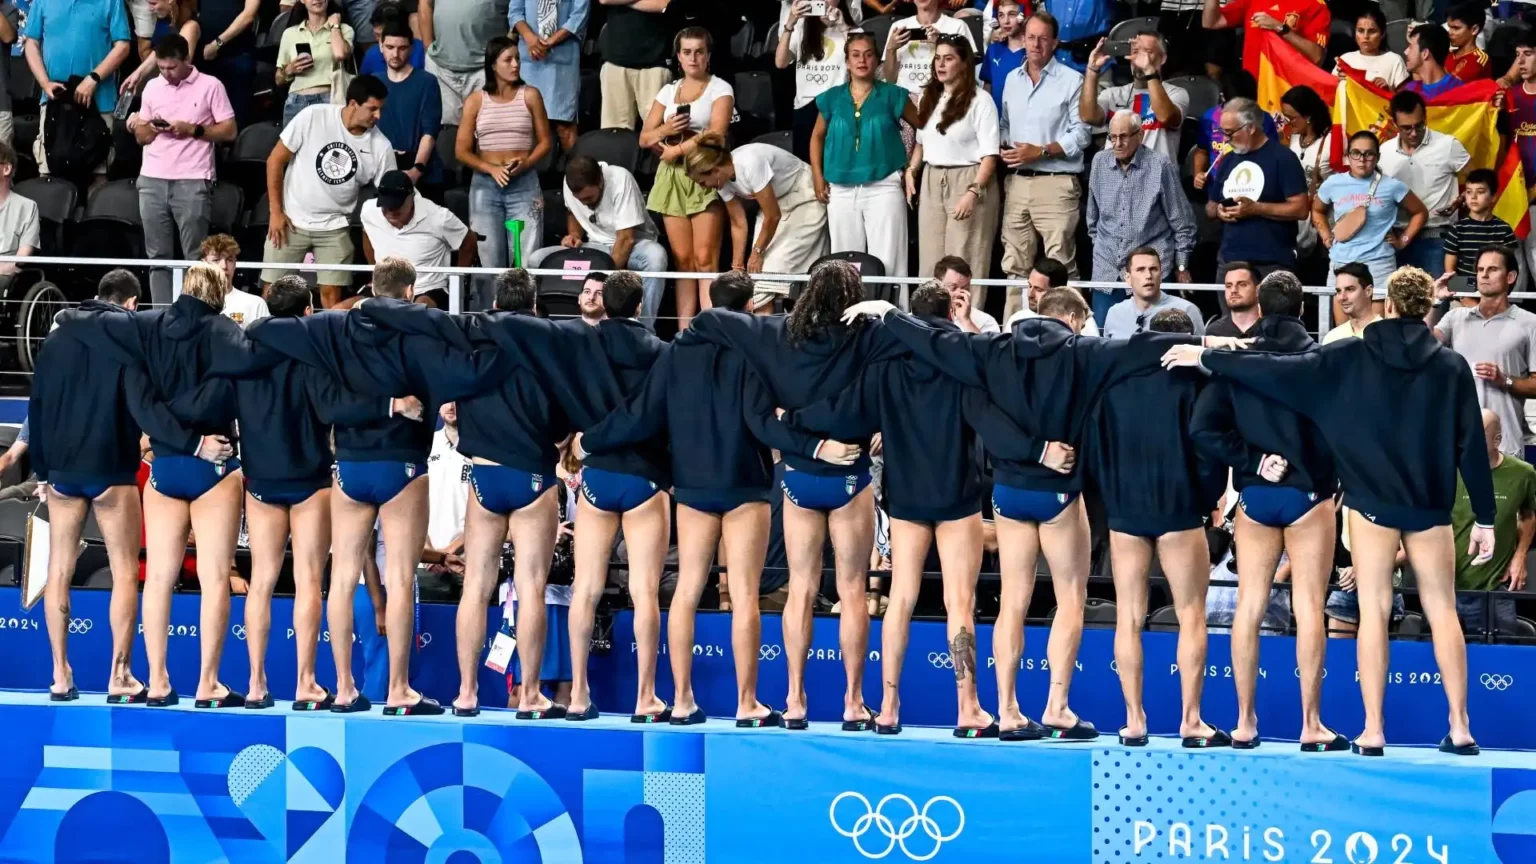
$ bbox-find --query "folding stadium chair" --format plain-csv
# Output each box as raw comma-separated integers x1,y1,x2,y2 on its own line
570,128,642,176
208,181,246,238
810,250,891,303
751,130,793,153
533,247,615,318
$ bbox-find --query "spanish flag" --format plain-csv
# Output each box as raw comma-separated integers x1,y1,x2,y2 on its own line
1252,31,1338,115
1495,145,1532,239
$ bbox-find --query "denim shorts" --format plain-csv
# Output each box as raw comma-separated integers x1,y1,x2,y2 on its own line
335,460,425,507
580,467,660,513
150,456,239,502
992,485,1078,523
1325,588,1406,625
470,464,553,515
780,467,870,512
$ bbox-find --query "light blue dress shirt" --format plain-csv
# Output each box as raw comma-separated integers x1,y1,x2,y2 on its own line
999,59,1091,174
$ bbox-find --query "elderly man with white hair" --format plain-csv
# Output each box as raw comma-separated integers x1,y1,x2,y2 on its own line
1205,97,1310,283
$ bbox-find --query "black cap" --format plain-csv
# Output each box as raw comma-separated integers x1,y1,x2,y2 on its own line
376,170,414,211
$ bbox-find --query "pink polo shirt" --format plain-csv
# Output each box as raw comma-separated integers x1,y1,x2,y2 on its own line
138,68,235,181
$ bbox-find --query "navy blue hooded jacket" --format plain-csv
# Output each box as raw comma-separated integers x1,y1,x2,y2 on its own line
1190,315,1336,496
878,311,1194,493
788,316,1044,523
582,327,824,508
452,310,570,475
686,308,908,477
1202,316,1495,528
30,300,209,487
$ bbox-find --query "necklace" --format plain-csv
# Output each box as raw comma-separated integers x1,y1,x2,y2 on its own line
850,81,873,151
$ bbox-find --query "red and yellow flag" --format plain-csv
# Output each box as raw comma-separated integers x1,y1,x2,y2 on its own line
1252,31,1338,115
1495,145,1532,239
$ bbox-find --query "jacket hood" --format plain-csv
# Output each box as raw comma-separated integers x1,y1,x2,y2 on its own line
596,317,663,371
1362,316,1439,371
355,297,471,348
903,315,957,381
1010,316,1076,358
162,294,219,341
1255,315,1316,353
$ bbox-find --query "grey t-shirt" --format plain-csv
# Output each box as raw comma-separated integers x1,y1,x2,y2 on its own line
426,0,509,72
1436,303,1536,455
0,191,40,255
1102,291,1206,339
0,2,19,114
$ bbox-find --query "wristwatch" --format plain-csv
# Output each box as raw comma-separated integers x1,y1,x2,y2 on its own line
1277,22,1292,36
1505,375,1515,390
87,71,102,83
214,37,225,48
192,124,205,138
751,244,766,255
412,162,427,173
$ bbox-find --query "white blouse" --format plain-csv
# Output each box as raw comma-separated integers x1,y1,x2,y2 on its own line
915,90,999,167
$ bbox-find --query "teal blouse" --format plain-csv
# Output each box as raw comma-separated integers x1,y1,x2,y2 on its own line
815,81,907,187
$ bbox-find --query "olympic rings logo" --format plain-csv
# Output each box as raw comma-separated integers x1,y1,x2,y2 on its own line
417,632,433,648
928,652,952,669
67,618,93,634
760,644,782,660
1481,673,1514,691
829,792,965,861
230,625,247,641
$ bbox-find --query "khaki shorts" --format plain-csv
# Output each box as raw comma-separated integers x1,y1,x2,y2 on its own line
261,225,356,288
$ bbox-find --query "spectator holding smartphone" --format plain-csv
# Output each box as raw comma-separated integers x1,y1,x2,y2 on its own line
882,0,976,97
776,0,853,159
275,0,354,127
22,0,132,175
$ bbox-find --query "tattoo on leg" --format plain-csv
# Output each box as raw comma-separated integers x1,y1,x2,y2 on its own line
951,628,975,681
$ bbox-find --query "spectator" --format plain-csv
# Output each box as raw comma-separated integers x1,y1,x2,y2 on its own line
0,141,39,293
22,0,131,175
1040,0,1112,73
1322,262,1380,343
275,0,354,128
574,271,606,324
0,3,16,147
360,2,423,77
509,0,587,152
776,0,853,159
1080,31,1188,162
1403,23,1461,99
1084,112,1195,327
418,401,467,602
128,35,236,308
1445,4,1490,83
1191,71,1276,194
812,32,915,280
1101,246,1203,338
119,0,200,95
373,20,443,193
687,132,829,311
998,12,1088,323
1432,246,1536,459
1315,130,1427,292
1511,34,1536,280
527,155,668,328
0,417,26,478
1324,496,1407,639
1378,91,1470,276
1333,8,1406,90
361,171,475,310
199,0,261,126
1004,257,1101,335
1280,84,1332,262
594,0,670,130
882,0,976,96
421,0,503,126
1452,410,1533,637
1204,262,1261,338
1201,0,1327,67
1443,169,1518,289
198,234,268,326
935,256,999,333
264,76,392,309
458,36,553,273
1206,97,1310,279
641,27,732,327
981,0,1025,114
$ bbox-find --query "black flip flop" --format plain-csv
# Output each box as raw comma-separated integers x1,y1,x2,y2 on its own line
385,697,445,716
107,686,149,705
292,690,335,712
954,715,1000,739
195,685,247,709
244,693,275,710
565,704,600,722
1000,718,1048,741
1043,719,1099,741
147,690,179,708
875,722,903,735
1232,734,1261,750
784,716,810,730
1118,728,1149,747
1438,735,1480,756
735,709,783,729
632,705,673,724
1182,728,1233,749
515,703,568,720
1351,739,1384,757
669,707,707,726
453,703,480,718
841,704,877,733
1300,733,1350,753
49,686,79,702
330,694,372,714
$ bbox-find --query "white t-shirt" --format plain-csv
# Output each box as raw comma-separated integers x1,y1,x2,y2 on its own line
883,15,976,95
426,427,468,551
1378,129,1471,229
360,192,470,293
563,162,657,246
787,21,849,109
1096,81,1190,162
654,75,735,134
719,143,809,201
221,289,270,327
1007,306,1101,337
280,105,393,232
915,91,999,167
1335,51,1408,90
968,307,999,333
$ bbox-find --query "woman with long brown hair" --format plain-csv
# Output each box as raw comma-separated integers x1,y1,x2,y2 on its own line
906,35,1000,290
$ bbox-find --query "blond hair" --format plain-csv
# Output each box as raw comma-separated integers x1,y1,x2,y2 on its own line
683,131,732,180
373,256,416,298
182,261,230,311
1386,266,1432,319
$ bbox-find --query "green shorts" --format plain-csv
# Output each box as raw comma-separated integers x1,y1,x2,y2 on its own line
261,225,356,288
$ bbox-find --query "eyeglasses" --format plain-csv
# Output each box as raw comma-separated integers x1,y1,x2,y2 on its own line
1219,126,1243,137
1397,122,1426,133
1347,149,1379,159
1106,132,1141,143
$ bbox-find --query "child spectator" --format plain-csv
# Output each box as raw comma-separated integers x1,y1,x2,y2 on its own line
1442,168,1518,287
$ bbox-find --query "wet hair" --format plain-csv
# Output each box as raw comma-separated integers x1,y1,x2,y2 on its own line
1032,258,1069,288
182,262,230,311
1037,287,1089,322
710,270,756,311
916,36,978,134
372,256,416,298
1333,262,1373,289
909,280,951,318
1149,308,1194,334
604,271,646,317
788,259,864,346
494,268,537,312
267,276,313,317
1386,266,1433,319
1257,270,1304,318
97,269,142,304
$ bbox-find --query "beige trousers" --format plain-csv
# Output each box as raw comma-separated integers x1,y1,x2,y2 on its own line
999,173,1080,323
917,164,999,309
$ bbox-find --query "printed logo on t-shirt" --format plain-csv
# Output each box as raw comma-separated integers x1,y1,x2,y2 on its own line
1223,161,1266,201
315,142,361,186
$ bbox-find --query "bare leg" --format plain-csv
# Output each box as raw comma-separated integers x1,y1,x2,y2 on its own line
379,475,430,708
670,504,722,717
992,514,1040,731
876,518,931,728
1328,617,1357,638
1038,497,1092,728
622,493,671,716
1285,500,1338,744
1109,531,1152,739
141,484,192,700
1157,526,1215,739
693,204,724,314
1347,511,1400,750
243,491,289,701
781,495,827,722
44,493,89,695
1403,524,1474,747
938,514,989,728
567,497,620,714
510,488,559,711
454,491,510,713
828,486,875,721
93,486,145,696
327,479,378,706
189,471,244,701
1230,510,1284,743
664,216,699,329
288,490,331,701
723,502,773,720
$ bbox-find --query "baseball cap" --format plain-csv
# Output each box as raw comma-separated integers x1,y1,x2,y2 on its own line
376,170,414,211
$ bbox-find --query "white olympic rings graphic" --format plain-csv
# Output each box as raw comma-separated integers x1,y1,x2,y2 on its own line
417,632,433,647
927,652,952,669
760,644,782,660
829,792,965,861
67,618,93,634
1481,673,1514,691
230,625,247,641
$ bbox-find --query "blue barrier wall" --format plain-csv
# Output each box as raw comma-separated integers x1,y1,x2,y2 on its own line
0,587,1530,748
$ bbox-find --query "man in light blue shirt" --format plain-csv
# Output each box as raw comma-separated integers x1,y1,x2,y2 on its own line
1102,247,1205,338
20,0,130,175
1043,0,1113,72
998,10,1090,323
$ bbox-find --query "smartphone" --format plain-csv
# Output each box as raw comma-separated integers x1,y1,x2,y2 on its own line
151,118,170,129
808,0,826,15
1104,39,1131,58
675,103,692,117
295,42,312,56
905,27,926,41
